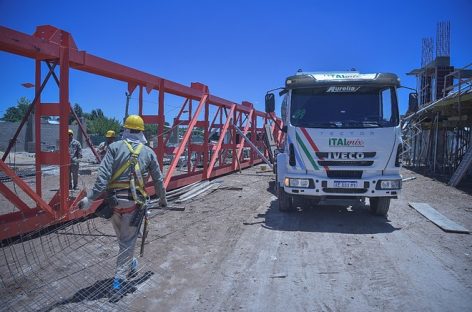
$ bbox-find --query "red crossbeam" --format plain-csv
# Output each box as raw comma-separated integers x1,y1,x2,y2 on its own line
0,25,283,241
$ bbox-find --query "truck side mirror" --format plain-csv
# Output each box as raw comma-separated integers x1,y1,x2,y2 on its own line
265,93,275,113
408,92,418,112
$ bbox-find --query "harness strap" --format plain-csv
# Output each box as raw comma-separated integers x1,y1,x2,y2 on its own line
110,142,144,182
107,141,148,203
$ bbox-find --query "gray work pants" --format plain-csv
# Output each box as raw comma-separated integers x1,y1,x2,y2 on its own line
70,163,79,189
111,201,139,281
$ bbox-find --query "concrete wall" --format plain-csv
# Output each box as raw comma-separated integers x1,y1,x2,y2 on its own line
0,121,28,152
0,120,83,152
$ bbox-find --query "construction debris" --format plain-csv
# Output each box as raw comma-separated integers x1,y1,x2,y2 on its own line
269,273,287,278
219,186,243,191
402,177,417,182
409,202,470,234
147,201,185,212
176,181,222,203
233,124,273,169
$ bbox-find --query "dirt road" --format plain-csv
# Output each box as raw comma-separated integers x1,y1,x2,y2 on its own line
126,166,472,311
2,165,471,311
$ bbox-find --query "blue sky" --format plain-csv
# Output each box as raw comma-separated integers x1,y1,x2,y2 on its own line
1,0,471,121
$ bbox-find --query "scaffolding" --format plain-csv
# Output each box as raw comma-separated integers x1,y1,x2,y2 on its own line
402,21,472,186
403,62,472,184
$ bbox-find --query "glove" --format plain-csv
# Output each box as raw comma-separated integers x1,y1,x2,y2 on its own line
78,197,91,210
159,196,168,208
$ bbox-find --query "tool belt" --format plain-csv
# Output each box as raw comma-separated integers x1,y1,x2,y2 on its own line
130,202,147,227
113,206,136,215
114,189,137,201
95,193,118,219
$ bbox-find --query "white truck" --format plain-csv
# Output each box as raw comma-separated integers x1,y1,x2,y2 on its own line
265,71,403,216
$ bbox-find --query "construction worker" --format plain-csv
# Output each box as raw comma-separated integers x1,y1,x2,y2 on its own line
78,115,167,302
97,130,116,157
68,129,82,190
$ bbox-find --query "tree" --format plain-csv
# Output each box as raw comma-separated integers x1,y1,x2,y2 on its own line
90,109,104,120
1,97,31,122
86,115,121,136
69,103,84,124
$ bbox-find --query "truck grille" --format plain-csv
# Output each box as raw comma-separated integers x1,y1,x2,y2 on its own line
326,170,363,179
322,188,368,194
316,152,376,158
318,161,374,166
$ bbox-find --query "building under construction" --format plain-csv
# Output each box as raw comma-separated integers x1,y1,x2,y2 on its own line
403,21,472,187
1,21,472,312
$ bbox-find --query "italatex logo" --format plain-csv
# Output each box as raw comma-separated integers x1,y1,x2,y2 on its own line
329,138,364,147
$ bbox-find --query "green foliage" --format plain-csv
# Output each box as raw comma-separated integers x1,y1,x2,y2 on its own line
90,109,104,120
1,97,31,122
143,123,158,139
69,103,84,123
143,124,172,139
86,116,121,136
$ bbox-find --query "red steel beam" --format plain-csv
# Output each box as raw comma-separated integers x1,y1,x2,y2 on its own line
0,183,31,213
0,160,55,217
234,109,254,167
0,26,265,109
0,24,284,241
164,94,208,187
70,103,101,162
34,60,42,197
58,39,70,214
0,209,54,241
206,105,235,179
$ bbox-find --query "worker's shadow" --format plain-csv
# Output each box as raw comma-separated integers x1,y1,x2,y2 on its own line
40,271,154,311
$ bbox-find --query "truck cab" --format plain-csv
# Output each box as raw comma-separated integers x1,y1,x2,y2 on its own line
267,71,402,216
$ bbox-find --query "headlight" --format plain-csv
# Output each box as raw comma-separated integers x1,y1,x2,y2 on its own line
284,178,310,188
377,180,401,190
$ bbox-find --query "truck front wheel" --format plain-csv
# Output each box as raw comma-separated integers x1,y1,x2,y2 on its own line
369,197,390,217
278,186,294,212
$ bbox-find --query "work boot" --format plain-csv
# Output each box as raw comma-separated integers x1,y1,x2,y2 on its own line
109,278,125,303
127,258,138,279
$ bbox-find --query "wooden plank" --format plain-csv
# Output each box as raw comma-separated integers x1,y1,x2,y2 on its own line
409,202,470,234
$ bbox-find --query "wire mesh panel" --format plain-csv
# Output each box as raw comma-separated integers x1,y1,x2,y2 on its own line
0,217,158,311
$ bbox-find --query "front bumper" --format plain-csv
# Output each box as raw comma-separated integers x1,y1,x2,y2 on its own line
282,175,401,198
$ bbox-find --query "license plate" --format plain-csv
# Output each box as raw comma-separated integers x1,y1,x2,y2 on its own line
333,180,359,188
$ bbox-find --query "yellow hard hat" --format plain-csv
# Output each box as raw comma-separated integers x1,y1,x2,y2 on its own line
68,129,74,135
124,115,144,131
105,130,116,138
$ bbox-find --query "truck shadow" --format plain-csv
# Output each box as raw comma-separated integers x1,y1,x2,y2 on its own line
258,199,400,234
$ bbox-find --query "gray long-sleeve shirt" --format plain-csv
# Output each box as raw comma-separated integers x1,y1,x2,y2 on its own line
88,139,165,201
69,139,82,164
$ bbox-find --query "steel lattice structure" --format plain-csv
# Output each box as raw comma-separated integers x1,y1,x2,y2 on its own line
0,25,284,241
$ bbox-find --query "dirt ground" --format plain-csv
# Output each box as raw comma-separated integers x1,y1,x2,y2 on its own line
126,166,471,311
1,165,472,311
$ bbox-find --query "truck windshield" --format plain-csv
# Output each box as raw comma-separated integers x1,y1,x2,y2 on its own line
290,86,399,128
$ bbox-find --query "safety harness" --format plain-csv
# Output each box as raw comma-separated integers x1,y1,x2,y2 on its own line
108,140,148,205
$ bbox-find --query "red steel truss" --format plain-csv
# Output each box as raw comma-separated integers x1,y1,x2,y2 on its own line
0,25,283,241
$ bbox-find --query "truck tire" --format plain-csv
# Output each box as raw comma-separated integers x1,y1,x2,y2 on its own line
277,186,294,212
369,197,390,217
